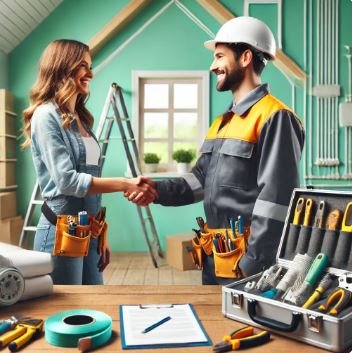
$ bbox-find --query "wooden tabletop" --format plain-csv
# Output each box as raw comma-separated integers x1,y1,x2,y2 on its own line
0,285,327,352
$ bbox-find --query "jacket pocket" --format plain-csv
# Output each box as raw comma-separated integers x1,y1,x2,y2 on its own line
218,139,255,189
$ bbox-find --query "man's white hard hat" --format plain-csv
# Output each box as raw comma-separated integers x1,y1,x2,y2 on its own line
204,16,276,60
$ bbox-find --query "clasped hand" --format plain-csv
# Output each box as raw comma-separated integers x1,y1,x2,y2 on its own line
124,176,158,206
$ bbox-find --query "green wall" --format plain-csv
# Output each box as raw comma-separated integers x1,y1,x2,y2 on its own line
8,0,352,252
0,49,8,89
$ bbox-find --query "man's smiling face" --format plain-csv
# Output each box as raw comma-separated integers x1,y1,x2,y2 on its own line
210,43,245,93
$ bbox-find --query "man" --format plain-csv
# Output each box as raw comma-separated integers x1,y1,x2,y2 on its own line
129,16,305,285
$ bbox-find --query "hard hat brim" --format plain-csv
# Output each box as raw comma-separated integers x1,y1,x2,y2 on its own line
204,40,216,51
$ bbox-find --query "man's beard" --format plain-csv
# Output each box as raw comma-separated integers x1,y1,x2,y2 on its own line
216,66,245,92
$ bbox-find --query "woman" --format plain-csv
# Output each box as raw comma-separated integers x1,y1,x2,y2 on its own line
22,39,157,284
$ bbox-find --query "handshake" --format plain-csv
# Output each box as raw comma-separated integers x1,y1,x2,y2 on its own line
124,176,158,206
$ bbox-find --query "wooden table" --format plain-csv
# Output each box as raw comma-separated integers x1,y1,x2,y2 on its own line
0,285,327,352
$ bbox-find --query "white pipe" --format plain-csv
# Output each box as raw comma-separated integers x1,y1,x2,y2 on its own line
323,0,327,167
327,0,332,170
308,0,313,176
347,126,352,178
302,0,307,184
334,0,340,176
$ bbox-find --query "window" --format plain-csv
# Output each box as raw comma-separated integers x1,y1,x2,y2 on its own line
133,71,209,172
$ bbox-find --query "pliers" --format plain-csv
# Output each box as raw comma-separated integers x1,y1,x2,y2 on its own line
318,288,352,315
213,326,270,352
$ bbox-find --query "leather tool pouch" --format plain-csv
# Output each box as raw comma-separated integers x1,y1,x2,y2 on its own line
42,202,107,257
190,221,250,278
54,215,91,257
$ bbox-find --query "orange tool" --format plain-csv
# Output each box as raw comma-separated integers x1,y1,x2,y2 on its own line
326,209,343,230
313,201,326,228
293,197,305,225
341,202,352,232
303,198,313,226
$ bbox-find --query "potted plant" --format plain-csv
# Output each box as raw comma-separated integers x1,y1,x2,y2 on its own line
143,153,161,173
172,149,195,173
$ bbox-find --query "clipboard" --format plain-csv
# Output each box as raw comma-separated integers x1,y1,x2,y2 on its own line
119,303,212,349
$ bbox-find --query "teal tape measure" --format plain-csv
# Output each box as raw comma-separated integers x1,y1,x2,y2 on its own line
45,309,112,351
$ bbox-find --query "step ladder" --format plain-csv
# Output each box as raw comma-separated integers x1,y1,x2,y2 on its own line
19,83,163,268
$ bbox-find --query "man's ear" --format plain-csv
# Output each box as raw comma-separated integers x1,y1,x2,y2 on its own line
240,49,253,68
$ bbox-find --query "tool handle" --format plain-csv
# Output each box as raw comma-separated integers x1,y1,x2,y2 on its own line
0,326,26,348
293,197,305,225
8,328,36,352
342,202,352,232
0,321,12,335
305,253,329,285
247,299,301,332
303,198,313,226
314,201,326,228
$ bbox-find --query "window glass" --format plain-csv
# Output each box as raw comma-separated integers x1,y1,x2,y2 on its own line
174,113,197,139
144,113,168,138
144,84,168,108
174,84,197,108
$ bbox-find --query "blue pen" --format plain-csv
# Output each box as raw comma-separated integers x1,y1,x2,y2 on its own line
237,215,243,234
141,316,171,334
229,217,237,238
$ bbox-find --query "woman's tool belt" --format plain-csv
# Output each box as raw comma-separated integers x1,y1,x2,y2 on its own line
41,202,107,257
190,222,250,279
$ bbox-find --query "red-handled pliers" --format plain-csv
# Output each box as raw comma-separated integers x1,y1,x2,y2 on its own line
213,326,271,352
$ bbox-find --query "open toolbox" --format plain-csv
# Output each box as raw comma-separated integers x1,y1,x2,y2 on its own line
222,188,352,352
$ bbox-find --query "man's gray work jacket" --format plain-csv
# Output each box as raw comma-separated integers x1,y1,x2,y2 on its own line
154,84,305,276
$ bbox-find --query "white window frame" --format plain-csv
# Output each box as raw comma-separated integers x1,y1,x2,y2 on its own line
132,70,209,172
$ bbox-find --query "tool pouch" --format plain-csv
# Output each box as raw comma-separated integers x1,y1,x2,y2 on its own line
212,231,249,278
89,216,109,256
191,237,203,269
189,220,250,278
199,229,213,256
53,215,91,257
41,203,108,257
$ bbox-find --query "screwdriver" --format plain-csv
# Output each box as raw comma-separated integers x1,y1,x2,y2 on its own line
293,197,305,225
341,202,352,232
303,198,313,226
196,217,205,232
326,209,343,230
313,201,326,228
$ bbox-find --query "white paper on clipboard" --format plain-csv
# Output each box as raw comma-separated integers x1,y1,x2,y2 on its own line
120,303,211,349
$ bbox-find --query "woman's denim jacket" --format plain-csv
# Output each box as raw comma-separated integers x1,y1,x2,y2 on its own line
30,101,101,215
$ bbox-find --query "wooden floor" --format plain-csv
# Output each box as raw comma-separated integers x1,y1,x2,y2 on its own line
104,252,202,285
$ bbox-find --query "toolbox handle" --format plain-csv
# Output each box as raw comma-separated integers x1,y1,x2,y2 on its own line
247,299,302,332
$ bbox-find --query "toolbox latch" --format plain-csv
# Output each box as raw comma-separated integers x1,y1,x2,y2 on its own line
231,293,243,307
307,314,323,333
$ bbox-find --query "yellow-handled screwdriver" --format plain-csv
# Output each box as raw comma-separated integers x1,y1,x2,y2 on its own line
303,273,334,309
341,202,352,232
293,197,305,225
303,198,313,226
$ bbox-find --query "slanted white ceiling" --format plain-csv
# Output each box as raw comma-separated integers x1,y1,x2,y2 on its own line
0,0,63,54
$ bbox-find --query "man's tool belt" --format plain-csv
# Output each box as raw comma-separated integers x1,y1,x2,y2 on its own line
190,223,250,278
41,202,108,257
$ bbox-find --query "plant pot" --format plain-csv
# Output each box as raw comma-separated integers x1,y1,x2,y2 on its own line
176,163,190,174
144,163,158,173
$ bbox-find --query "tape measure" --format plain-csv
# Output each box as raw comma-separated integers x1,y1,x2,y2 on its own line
45,309,112,352
0,267,25,306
